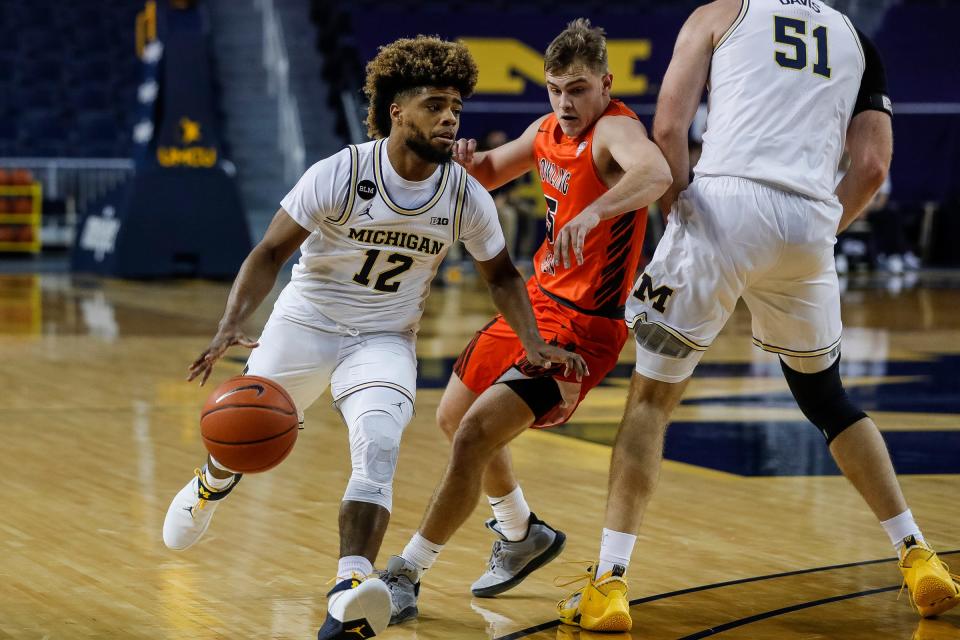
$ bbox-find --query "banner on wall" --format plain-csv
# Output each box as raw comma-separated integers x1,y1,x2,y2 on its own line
73,0,250,279
347,5,960,203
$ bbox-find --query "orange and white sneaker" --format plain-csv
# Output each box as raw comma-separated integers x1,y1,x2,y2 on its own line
899,537,960,618
557,563,632,632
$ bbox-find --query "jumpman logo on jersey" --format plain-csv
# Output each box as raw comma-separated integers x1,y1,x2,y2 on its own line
345,623,371,638
356,205,374,221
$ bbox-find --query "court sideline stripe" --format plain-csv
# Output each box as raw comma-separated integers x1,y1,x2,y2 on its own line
676,585,900,639
493,550,959,640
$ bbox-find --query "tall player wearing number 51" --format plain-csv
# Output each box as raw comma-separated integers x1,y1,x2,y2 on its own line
160,36,584,640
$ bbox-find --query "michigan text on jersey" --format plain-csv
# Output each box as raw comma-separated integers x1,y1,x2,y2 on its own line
348,228,445,255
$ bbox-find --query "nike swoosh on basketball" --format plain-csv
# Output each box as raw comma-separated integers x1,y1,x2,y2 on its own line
215,384,265,403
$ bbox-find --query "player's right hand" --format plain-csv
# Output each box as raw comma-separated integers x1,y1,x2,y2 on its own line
452,138,478,171
187,327,259,386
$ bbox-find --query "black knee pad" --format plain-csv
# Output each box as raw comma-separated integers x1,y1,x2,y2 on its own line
780,355,867,444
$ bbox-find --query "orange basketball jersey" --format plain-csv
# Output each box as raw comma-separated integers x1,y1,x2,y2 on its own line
532,99,647,317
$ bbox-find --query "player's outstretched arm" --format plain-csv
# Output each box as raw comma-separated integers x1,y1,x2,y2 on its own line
474,248,588,379
453,115,547,190
553,117,671,269
188,208,310,385
653,0,740,214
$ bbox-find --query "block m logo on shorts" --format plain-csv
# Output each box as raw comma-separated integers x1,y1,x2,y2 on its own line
632,272,674,313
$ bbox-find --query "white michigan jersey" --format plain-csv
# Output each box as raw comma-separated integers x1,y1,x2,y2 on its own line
280,138,505,333
695,0,866,200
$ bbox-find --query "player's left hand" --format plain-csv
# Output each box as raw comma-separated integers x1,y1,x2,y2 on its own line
524,342,589,380
553,210,600,269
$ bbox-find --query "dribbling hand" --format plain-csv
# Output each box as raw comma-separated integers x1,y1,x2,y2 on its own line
187,327,259,386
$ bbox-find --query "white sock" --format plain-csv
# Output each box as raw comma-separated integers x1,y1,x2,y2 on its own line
881,509,924,554
202,462,234,490
337,555,373,581
596,528,637,578
488,486,531,542
401,532,444,580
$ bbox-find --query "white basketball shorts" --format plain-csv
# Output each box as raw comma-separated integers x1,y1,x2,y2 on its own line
625,176,843,383
244,285,418,419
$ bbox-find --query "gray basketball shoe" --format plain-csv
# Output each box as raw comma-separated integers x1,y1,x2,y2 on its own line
471,512,566,597
382,555,420,624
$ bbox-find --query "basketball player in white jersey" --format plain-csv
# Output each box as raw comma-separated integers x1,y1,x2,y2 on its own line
160,36,584,640
554,0,959,631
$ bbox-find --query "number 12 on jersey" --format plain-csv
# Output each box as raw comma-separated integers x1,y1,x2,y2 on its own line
774,16,831,79
353,249,414,293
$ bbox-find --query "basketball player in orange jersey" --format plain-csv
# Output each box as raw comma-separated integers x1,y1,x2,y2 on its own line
160,36,584,640
380,19,672,624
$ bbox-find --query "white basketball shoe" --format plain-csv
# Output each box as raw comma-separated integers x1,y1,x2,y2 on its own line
162,467,242,550
317,574,392,639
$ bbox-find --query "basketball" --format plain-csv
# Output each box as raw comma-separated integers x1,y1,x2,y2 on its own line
200,375,299,473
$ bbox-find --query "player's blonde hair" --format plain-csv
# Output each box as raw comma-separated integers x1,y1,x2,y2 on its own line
544,18,608,76
364,36,478,139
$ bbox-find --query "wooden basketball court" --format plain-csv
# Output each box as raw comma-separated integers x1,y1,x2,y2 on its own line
1,270,958,639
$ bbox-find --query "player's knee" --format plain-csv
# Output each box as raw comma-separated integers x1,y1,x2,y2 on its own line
350,411,402,483
343,410,403,511
450,413,496,460
780,355,867,444
435,404,460,442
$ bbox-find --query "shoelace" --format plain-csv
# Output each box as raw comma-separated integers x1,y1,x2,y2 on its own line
552,561,596,589
324,570,376,588
190,468,236,519
488,541,504,570
550,561,596,609
191,468,210,516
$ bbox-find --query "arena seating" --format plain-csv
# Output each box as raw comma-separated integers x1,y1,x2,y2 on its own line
0,0,143,158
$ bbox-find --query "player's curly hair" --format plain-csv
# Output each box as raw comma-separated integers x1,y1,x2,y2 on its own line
544,18,608,75
364,36,478,139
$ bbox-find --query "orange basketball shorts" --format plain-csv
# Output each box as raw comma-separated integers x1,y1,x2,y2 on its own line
453,281,626,428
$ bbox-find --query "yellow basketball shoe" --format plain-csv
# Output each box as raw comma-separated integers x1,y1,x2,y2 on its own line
899,537,960,618
557,564,632,632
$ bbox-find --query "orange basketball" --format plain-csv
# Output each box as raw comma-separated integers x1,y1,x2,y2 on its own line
200,375,298,473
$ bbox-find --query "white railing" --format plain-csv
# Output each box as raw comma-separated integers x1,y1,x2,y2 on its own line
0,157,134,214
257,0,306,183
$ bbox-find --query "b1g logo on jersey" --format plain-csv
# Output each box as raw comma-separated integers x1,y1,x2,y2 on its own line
632,272,674,313
356,179,377,200
430,217,449,226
